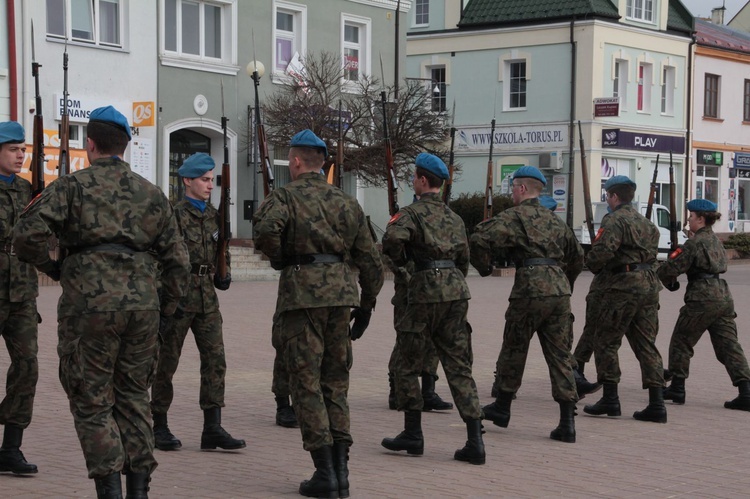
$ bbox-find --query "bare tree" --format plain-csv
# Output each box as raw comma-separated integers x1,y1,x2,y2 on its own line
262,51,454,186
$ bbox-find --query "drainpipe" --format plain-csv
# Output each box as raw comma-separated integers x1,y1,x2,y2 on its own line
7,0,18,120
684,33,696,223
567,19,576,227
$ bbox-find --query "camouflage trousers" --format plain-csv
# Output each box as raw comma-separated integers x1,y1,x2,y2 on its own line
151,309,226,413
667,299,750,384
572,291,601,368
388,301,439,377
593,291,664,388
0,299,38,428
58,311,159,479
271,318,290,397
495,296,578,403
393,300,481,419
279,307,352,451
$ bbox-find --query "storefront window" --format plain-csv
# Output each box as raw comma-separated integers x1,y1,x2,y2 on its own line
695,165,719,204
600,157,632,201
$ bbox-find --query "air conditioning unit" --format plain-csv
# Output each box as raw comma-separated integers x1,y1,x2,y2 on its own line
539,151,563,171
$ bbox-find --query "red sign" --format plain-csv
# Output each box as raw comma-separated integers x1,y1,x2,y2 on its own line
594,97,619,117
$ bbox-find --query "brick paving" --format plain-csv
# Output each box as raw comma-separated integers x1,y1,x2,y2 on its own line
4,264,750,498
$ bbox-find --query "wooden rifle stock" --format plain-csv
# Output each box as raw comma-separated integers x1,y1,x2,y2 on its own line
381,92,399,216
58,43,70,178
217,84,231,280
257,122,274,198
578,121,595,242
443,125,456,205
328,101,344,188
483,119,496,221
30,21,45,196
668,151,678,251
644,154,660,220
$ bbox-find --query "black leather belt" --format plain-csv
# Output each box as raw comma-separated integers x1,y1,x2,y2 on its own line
612,263,652,273
1,242,15,256
687,273,720,282
68,243,138,255
191,263,214,276
284,254,343,267
515,258,558,269
414,259,456,272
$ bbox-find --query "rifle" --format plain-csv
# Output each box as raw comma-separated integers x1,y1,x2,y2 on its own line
668,150,679,251
30,20,45,196
217,80,231,280
442,100,456,205
381,91,399,216
250,35,274,198
328,101,344,188
58,39,70,178
578,121,595,242
483,118,496,221
644,154,660,220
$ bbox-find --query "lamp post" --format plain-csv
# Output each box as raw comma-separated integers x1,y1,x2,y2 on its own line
246,60,266,206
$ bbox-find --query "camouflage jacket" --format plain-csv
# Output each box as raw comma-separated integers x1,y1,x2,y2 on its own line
13,157,190,317
586,203,661,294
253,172,384,313
383,192,470,304
657,226,730,303
470,197,584,298
0,176,38,302
173,199,229,314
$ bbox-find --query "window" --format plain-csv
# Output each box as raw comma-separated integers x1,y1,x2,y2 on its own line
744,79,750,122
661,66,675,115
626,0,654,23
431,67,446,113
613,59,628,107
341,14,371,86
637,63,652,112
704,73,720,118
414,0,429,26
695,165,719,204
273,2,307,76
164,0,229,60
509,61,526,109
600,158,631,201
46,0,123,47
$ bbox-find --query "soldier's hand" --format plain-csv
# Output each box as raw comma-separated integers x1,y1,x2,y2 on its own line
214,272,231,291
349,307,372,341
477,265,494,277
39,259,61,281
665,280,680,292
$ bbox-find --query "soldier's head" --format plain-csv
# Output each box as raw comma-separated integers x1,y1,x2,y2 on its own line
288,129,328,180
510,166,546,205
604,175,636,209
179,153,216,202
686,198,720,231
413,153,447,196
86,106,131,160
0,122,26,177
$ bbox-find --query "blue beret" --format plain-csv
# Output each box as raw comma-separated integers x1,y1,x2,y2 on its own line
604,175,636,191
512,166,546,186
290,129,328,157
178,153,215,178
415,152,449,180
539,195,558,211
89,106,131,140
0,122,25,144
686,198,717,212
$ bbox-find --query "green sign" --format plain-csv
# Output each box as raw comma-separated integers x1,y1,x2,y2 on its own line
696,149,723,165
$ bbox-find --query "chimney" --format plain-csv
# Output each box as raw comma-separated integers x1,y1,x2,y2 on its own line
711,7,726,25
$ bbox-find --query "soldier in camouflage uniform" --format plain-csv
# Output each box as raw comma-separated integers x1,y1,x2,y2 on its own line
13,107,190,498
0,122,39,475
150,152,244,452
381,153,485,465
583,175,667,423
658,199,750,410
253,130,384,499
471,167,584,443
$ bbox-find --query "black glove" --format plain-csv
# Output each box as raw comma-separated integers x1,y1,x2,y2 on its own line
665,280,680,292
214,272,231,291
270,260,284,271
477,265,494,277
349,308,372,341
39,259,61,281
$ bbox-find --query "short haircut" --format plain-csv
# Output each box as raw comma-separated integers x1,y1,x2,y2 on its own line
416,166,443,188
608,184,635,203
698,211,722,226
87,121,129,156
517,177,544,194
291,146,325,170
0,140,24,151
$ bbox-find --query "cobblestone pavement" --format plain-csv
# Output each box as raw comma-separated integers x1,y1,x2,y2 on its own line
4,265,750,498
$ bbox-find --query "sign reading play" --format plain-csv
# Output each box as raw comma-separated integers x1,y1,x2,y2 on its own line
601,129,685,154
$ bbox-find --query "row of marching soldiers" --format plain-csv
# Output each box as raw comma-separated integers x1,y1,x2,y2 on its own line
1,119,749,499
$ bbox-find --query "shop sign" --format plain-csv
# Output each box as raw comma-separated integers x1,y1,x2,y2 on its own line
696,149,723,165
601,129,685,154
734,152,750,168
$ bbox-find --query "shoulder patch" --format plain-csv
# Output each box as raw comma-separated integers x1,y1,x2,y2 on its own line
388,213,401,225
594,227,605,242
669,247,683,260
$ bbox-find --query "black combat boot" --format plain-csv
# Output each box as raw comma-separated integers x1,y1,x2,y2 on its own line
299,445,338,498
574,363,601,399
125,472,150,499
421,373,453,411
275,396,299,428
152,412,181,451
200,408,246,450
332,442,350,498
550,402,576,443
724,380,750,411
94,472,123,499
490,371,499,398
633,387,668,423
388,372,397,410
0,424,38,474
381,410,424,455
482,390,513,428
454,419,485,465
583,383,621,417
663,377,686,405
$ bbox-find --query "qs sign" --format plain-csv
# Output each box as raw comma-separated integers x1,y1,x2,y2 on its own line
132,102,155,127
